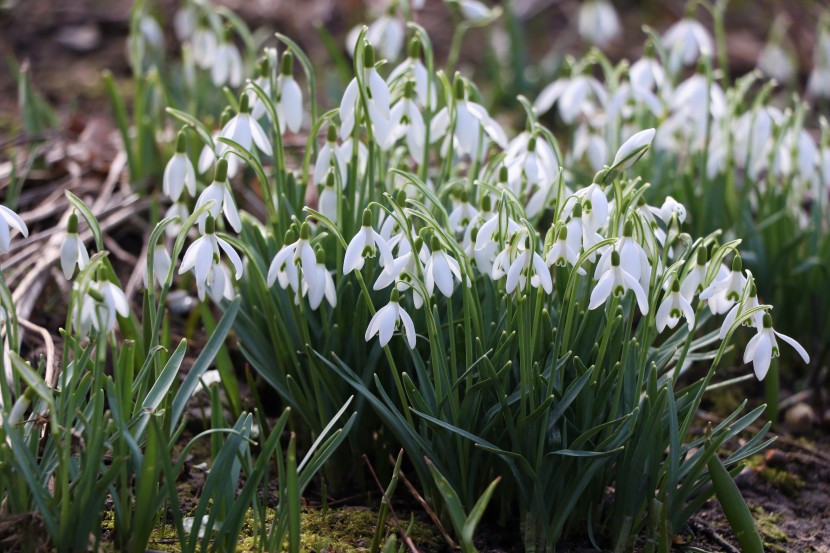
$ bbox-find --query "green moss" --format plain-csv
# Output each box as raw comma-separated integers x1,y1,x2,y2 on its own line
745,454,804,498
750,506,788,552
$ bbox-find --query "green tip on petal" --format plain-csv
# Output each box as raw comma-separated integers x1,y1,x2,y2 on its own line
527,135,537,152
558,226,568,240
696,246,708,264
414,236,424,251
281,52,294,75
362,208,373,227
327,124,338,142
573,202,583,217
396,189,407,205
459,189,469,203
315,247,325,264
238,93,250,114
762,313,773,328
404,79,416,98
175,130,187,153
363,42,376,68
611,250,621,266
67,212,79,234
205,215,216,234
469,227,478,242
390,288,401,302
480,194,492,212
749,282,757,297
300,222,310,240
223,25,233,42
644,40,654,58
498,165,508,183
88,287,105,303
671,279,680,292
623,220,634,237
419,227,432,243
284,228,297,243
215,158,229,182
326,171,335,188
258,57,270,77
731,255,742,272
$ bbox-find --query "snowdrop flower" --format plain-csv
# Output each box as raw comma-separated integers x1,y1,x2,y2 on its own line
534,73,608,124
504,132,560,196
0,204,28,253
195,159,242,233
304,249,337,310
247,57,273,121
564,202,604,260
654,196,686,226
455,0,497,23
347,6,405,62
340,43,391,140
211,27,243,87
611,128,656,170
630,42,666,91
808,15,830,99
423,237,463,297
74,278,130,336
589,250,649,314
758,18,795,84
662,16,714,70
504,233,552,295
545,227,585,275
365,289,416,349
219,94,273,157
314,125,348,186
388,37,436,109
179,216,244,301
719,281,763,339
192,369,222,396
656,280,695,332
577,0,621,49
266,222,317,289
164,202,190,239
199,109,240,178
60,213,89,280
448,191,479,234
744,314,809,380
430,79,508,157
192,19,217,69
319,172,338,224
383,80,427,159
594,221,651,289
475,209,522,254
144,243,173,288
163,131,197,201
344,209,393,274
266,229,300,291
275,53,303,134
571,122,608,171
174,4,197,41
700,255,746,315
680,246,709,300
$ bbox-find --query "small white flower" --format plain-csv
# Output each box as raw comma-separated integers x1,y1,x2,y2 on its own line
319,174,338,224
347,10,405,62
365,290,417,349
195,159,242,234
266,222,317,290
719,280,762,339
699,256,746,315
611,128,656,170
545,226,585,275
144,243,173,288
211,29,243,87
266,228,300,292
430,82,508,158
387,38,437,109
193,369,222,396
163,132,197,201
656,279,695,332
662,17,714,69
199,126,241,178
343,210,393,274
179,216,244,301
630,46,666,91
504,233,552,295
314,125,350,186
276,53,303,134
219,94,273,157
744,313,809,380
303,251,337,310
74,279,130,336
577,0,621,49
192,25,217,69
534,74,608,124
382,84,427,160
457,0,496,22
593,221,651,289
448,192,479,234
0,204,28,253
423,238,462,297
164,202,190,239
340,43,391,140
60,213,89,280
680,246,711,300
174,5,197,41
589,249,649,314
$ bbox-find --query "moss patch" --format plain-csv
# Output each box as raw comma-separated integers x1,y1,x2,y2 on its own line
750,505,788,552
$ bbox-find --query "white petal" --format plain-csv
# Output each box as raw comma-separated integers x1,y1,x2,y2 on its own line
60,235,79,279
218,238,244,279
589,271,614,310
752,333,773,380
655,297,672,333
399,306,417,349
774,331,810,364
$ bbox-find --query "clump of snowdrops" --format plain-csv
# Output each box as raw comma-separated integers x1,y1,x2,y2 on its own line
143,1,817,550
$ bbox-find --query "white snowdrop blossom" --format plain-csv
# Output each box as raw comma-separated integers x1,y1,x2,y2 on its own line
431,79,508,157
347,8,405,62
303,250,337,310
60,213,90,280
589,250,649,314
179,216,244,301
662,17,714,69
656,280,695,332
534,74,608,124
630,44,666,91
340,43,391,140
266,222,317,291
680,246,710,300
448,192,479,234
545,226,586,275
343,209,393,274
611,128,656,170
192,23,217,69
388,38,436,109
0,204,28,253
504,233,552,295
164,202,190,239
744,314,810,380
700,256,746,315
211,28,243,87
423,238,463,297
74,279,130,336
457,0,497,23
808,15,830,99
577,0,621,49
163,131,197,201
382,81,427,160
275,53,303,134
314,125,349,185
219,94,273,157
365,289,417,349
195,159,242,233
719,281,763,339
144,243,173,288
